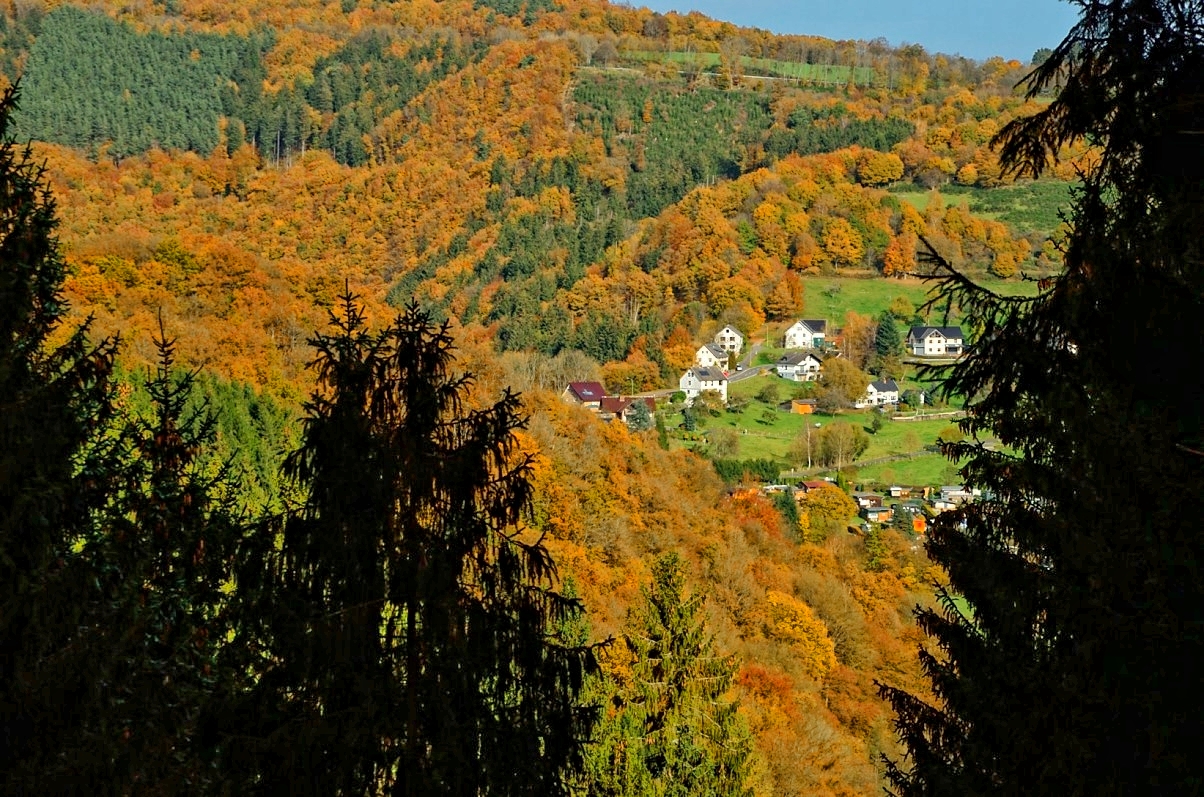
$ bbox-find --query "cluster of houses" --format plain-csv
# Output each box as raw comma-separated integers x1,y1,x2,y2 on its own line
677,318,962,409
565,317,965,423
561,381,656,424
794,481,981,533
678,324,748,405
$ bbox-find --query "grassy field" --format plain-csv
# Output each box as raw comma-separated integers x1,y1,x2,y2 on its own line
788,274,1041,335
801,277,933,323
891,179,1074,239
854,453,960,486
666,371,963,486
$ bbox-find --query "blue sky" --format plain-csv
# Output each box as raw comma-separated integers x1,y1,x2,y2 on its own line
634,0,1081,62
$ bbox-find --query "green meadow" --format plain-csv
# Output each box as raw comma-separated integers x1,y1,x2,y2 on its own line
665,371,964,486
782,274,1041,336
891,179,1074,239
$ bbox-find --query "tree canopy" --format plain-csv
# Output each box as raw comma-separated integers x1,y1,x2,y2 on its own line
881,2,1204,793
222,295,596,795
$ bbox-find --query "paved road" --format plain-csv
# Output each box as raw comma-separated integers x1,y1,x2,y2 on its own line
727,364,771,382
726,341,772,382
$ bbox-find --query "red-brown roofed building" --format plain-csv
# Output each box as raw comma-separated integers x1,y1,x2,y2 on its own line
561,381,607,410
598,396,656,422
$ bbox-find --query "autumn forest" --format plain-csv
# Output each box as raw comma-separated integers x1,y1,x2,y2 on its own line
0,0,1099,794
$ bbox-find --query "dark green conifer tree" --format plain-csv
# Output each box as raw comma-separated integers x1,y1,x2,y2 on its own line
873,310,902,362
84,323,244,791
0,83,120,791
626,399,654,432
881,2,1204,794
225,294,595,796
580,552,753,797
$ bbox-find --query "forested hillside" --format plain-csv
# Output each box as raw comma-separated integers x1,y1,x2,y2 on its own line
20,0,1084,392
0,1,1084,793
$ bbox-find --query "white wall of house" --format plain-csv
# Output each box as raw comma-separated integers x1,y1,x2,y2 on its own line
777,355,822,382
784,321,824,350
679,369,729,403
714,326,743,354
858,382,899,407
694,345,724,369
908,329,964,356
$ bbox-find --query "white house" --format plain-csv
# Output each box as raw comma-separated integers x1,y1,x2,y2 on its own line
907,326,964,356
713,325,743,354
774,351,823,382
858,379,899,407
784,319,827,349
939,485,977,504
694,342,729,369
679,367,729,404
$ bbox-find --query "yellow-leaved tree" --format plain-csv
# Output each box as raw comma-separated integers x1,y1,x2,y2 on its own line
764,590,838,681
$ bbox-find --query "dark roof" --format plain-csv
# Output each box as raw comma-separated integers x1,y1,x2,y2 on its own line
598,396,626,414
909,326,963,339
689,367,728,382
566,381,606,401
801,319,827,332
870,379,899,392
777,351,822,366
599,396,655,414
700,342,727,358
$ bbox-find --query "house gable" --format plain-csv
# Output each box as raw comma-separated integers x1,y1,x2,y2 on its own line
860,379,899,407
775,350,823,382
563,381,607,406
714,325,744,353
679,367,729,403
695,342,728,368
907,326,964,356
784,319,828,349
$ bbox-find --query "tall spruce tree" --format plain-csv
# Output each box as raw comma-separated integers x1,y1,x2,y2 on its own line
881,2,1204,794
580,552,753,797
85,324,244,791
225,293,594,795
0,84,121,791
872,310,903,377
873,310,901,361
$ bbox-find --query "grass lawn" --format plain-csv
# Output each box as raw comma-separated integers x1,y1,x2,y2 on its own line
861,416,957,460
853,453,960,486
665,371,961,486
890,179,1074,239
800,277,933,324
